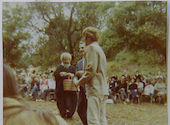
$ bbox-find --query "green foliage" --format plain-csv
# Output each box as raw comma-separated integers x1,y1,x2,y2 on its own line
107,59,167,79
2,1,167,70
99,29,123,59
3,2,32,67
135,50,165,65
114,49,165,66
115,49,137,64
27,2,103,67
102,1,167,61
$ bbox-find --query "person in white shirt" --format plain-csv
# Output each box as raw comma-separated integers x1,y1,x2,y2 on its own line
40,75,49,93
154,77,167,105
136,78,144,94
144,79,154,96
40,75,56,101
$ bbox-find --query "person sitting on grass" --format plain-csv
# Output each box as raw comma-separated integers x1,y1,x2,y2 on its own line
141,78,155,103
29,76,40,101
154,77,167,105
155,71,163,80
40,75,56,101
134,71,141,80
135,77,144,97
143,79,154,96
123,70,131,83
40,75,49,93
118,75,128,104
128,78,138,103
3,63,68,125
109,76,121,104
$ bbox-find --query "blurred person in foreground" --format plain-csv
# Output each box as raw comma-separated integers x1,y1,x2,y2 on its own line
3,63,68,125
75,41,88,125
74,27,109,125
54,52,77,119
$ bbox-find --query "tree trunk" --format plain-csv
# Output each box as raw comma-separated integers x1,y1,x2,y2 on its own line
67,6,74,60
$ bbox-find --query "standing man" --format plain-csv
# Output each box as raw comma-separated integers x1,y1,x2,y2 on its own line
74,27,109,125
76,41,88,125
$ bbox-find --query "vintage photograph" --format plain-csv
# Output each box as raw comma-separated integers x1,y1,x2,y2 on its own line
2,0,168,125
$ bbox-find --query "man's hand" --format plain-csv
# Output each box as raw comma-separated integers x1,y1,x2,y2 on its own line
74,79,79,88
60,72,67,76
68,73,74,79
76,71,85,76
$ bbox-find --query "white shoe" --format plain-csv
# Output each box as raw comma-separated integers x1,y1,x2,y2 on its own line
126,98,130,103
123,101,127,105
51,100,55,103
37,99,44,102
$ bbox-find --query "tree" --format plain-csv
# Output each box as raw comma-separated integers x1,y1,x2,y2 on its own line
28,2,102,67
3,1,166,69
3,2,32,67
101,1,167,61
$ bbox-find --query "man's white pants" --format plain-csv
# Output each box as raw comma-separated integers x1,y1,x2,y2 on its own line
87,95,108,125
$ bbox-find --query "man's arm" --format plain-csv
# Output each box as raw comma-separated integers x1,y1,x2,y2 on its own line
76,45,98,86
75,59,84,76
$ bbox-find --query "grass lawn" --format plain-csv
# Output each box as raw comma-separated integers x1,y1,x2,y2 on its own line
25,61,168,125
26,100,168,125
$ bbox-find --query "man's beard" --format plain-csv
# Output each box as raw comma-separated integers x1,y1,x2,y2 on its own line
63,64,70,69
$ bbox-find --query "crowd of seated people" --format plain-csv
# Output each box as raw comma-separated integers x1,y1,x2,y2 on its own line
15,67,167,105
15,68,56,101
108,70,167,105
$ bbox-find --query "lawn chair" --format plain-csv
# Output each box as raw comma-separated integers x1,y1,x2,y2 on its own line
141,93,153,103
128,90,140,104
46,92,55,101
115,92,122,104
